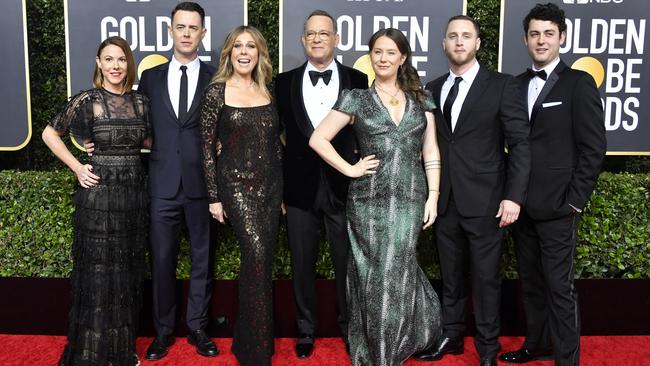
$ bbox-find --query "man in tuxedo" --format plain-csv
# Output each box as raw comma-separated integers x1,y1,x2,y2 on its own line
416,15,530,366
499,4,606,365
139,2,218,360
274,9,367,359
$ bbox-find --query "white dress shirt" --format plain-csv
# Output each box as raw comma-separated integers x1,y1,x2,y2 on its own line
527,56,561,118
440,61,480,132
302,60,340,128
168,56,201,118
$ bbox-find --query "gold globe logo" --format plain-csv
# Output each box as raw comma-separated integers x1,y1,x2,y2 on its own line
353,54,375,87
137,54,169,80
571,56,605,88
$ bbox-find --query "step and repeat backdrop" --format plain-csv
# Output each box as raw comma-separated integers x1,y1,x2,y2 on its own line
280,0,466,83
500,0,649,154
63,0,246,147
2,0,649,154
1,0,31,151
65,0,246,96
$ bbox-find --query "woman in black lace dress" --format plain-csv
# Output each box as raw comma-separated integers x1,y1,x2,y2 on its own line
199,25,282,366
42,36,150,366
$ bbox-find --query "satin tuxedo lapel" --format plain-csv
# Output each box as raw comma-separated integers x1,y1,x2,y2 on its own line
530,61,564,124
454,67,490,135
290,63,314,137
181,62,213,126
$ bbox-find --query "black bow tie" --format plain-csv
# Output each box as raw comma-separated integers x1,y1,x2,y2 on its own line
527,68,547,81
308,70,332,86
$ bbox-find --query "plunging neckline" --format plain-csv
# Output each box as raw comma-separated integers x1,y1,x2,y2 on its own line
372,86,407,127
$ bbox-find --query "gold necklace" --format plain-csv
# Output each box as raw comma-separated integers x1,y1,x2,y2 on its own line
375,84,401,106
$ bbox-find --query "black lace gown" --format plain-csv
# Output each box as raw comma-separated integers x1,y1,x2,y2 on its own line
200,82,282,366
49,88,150,366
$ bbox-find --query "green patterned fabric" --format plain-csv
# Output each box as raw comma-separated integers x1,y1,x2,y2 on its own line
334,86,441,365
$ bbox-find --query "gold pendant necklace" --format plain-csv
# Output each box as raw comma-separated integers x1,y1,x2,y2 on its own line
375,84,401,106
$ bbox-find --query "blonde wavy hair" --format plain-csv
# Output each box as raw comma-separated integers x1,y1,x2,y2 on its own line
212,25,273,99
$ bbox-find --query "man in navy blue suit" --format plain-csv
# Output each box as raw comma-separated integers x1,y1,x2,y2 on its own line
138,2,218,360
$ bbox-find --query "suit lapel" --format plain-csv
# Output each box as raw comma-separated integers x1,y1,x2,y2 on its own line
454,67,490,135
337,60,351,92
520,75,530,118
159,62,179,125
290,63,315,137
530,60,564,124
431,75,452,137
182,61,212,125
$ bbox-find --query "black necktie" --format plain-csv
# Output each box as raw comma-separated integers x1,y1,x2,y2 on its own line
179,65,188,122
443,76,463,132
308,70,332,86
527,68,547,80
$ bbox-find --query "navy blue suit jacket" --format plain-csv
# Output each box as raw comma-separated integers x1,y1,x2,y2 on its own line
138,61,216,199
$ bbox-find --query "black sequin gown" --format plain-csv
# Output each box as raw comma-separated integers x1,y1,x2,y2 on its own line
49,88,150,366
200,82,282,366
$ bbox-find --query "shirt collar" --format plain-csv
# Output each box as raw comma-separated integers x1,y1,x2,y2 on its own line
448,60,480,85
306,59,337,73
170,55,201,73
532,57,560,77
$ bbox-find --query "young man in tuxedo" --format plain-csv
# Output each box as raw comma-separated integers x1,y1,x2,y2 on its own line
274,9,367,359
138,2,218,360
416,15,530,366
499,4,606,365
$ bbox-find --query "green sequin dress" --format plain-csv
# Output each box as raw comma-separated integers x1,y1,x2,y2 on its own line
333,86,441,366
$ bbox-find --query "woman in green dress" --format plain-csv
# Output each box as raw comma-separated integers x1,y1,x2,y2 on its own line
309,28,442,365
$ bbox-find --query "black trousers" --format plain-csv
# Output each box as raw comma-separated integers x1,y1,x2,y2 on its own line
286,183,350,341
513,211,581,366
149,184,213,336
435,196,503,358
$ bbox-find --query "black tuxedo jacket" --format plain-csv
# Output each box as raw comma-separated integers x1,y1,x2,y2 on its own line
516,60,606,220
275,61,368,209
425,66,531,217
138,61,216,199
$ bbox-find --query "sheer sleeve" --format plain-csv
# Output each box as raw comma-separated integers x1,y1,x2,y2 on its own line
422,90,437,112
333,88,361,116
199,82,225,203
48,90,94,139
136,93,152,141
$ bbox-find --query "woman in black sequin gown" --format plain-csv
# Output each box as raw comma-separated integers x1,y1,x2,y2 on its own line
42,37,150,366
199,26,282,366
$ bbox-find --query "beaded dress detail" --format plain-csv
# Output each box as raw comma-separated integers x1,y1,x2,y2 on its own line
200,82,282,366
333,87,442,366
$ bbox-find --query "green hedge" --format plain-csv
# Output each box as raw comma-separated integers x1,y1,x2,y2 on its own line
1,170,648,279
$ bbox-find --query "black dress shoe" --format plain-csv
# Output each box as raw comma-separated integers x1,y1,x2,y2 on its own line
480,357,497,366
296,334,314,358
414,336,464,361
145,335,175,361
187,329,219,357
499,347,553,363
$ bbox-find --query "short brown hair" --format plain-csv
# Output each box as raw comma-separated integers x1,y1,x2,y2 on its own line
93,36,135,93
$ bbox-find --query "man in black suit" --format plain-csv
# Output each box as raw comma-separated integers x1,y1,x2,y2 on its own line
416,15,530,366
499,4,606,366
139,2,218,360
274,9,367,359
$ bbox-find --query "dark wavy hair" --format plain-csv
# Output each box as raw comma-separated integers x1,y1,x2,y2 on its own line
368,28,425,104
523,2,566,34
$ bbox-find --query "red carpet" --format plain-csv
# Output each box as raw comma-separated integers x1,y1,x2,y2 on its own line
0,335,648,365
